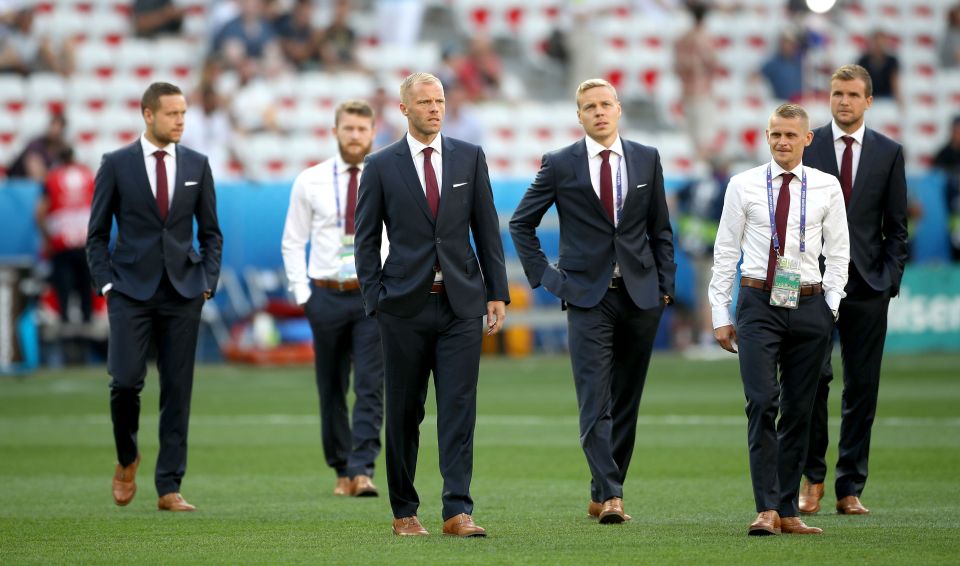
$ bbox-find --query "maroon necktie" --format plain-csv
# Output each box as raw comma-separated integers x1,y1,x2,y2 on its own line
839,136,854,207
344,166,359,235
765,172,793,289
599,149,614,222
153,150,168,220
423,147,440,218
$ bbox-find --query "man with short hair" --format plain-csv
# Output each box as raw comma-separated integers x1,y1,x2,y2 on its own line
87,82,223,511
281,99,385,498
354,72,509,537
510,78,676,524
709,103,849,536
799,64,908,516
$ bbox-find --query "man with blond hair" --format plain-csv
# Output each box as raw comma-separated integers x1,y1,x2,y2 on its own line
354,72,509,537
709,103,849,536
510,78,676,524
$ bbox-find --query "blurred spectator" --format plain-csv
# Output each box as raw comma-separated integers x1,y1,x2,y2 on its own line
760,29,805,101
229,58,280,134
456,35,503,102
0,6,71,75
375,0,424,46
35,146,95,363
321,0,361,71
181,86,236,181
441,82,483,145
7,113,69,181
370,85,400,149
940,4,960,69
212,0,283,71
275,0,323,70
132,0,186,38
673,1,719,159
857,30,900,102
933,115,960,260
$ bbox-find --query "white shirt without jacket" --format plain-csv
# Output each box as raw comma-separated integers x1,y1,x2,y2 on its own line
709,160,850,329
281,155,387,305
832,121,865,184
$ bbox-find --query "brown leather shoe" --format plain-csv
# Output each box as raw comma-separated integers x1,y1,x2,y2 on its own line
748,510,781,536
112,454,140,506
588,500,632,521
392,516,429,536
157,492,196,512
798,479,824,514
598,497,625,524
442,513,487,537
781,516,823,534
350,475,378,497
836,495,870,515
333,477,351,496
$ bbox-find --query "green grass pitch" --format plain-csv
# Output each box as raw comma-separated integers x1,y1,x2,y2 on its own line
1,353,958,564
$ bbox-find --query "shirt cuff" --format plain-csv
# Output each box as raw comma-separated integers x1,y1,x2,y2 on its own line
711,306,732,329
102,283,113,295
293,283,312,306
825,290,842,313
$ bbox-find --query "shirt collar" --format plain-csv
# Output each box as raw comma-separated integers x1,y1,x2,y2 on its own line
336,153,364,173
585,134,623,159
770,159,803,180
141,133,175,158
406,132,443,158
831,121,865,145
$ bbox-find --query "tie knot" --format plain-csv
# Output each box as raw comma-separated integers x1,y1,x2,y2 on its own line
153,150,166,161
600,149,611,163
348,166,359,174
423,147,433,160
780,172,794,185
842,135,855,148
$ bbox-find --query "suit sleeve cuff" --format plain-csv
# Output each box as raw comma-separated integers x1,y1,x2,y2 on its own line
712,306,732,329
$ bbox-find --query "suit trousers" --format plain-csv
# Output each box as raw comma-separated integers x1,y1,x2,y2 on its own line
303,286,384,478
377,293,483,521
804,268,891,498
107,271,204,496
736,287,834,516
566,287,663,504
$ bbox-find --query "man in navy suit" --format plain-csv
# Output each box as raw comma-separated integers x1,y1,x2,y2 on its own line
798,64,908,516
509,78,676,524
86,82,223,512
354,72,510,537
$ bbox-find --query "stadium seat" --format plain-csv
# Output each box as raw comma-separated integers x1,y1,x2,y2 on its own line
25,73,67,114
0,76,26,115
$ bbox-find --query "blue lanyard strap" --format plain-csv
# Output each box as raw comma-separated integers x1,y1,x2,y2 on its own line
615,155,623,224
765,164,807,256
332,160,342,228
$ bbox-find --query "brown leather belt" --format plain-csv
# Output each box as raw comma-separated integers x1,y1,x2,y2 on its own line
741,276,822,296
312,278,360,291
430,281,445,294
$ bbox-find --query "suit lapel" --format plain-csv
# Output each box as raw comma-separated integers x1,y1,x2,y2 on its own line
620,140,639,217
437,135,456,224
847,128,875,212
392,138,435,225
814,125,840,178
129,142,162,222
167,145,186,221
572,139,613,225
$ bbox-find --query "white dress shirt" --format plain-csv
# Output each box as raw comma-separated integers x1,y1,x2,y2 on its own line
405,131,444,281
709,160,850,329
832,121,865,185
281,155,388,305
584,134,628,226
141,133,176,204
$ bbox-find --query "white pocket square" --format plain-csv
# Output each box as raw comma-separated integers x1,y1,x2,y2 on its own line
636,183,647,189
452,182,468,188
185,181,199,187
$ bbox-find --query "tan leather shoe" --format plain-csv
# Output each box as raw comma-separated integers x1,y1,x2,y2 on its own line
798,479,824,514
588,500,632,521
392,516,429,536
351,475,378,497
333,477,351,496
781,516,823,534
836,495,870,515
598,497,626,524
157,492,196,512
112,454,140,506
748,510,781,536
442,513,487,537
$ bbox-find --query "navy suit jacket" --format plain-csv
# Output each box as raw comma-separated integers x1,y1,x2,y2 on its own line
86,141,223,301
354,135,510,319
805,124,908,294
509,137,676,309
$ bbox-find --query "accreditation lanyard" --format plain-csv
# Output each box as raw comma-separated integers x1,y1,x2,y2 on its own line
614,155,624,224
332,160,343,229
765,165,807,257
